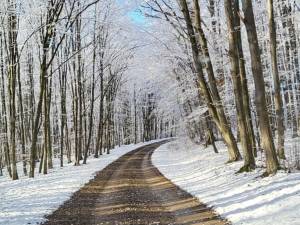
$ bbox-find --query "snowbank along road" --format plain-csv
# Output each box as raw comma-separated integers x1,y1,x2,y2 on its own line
42,141,229,225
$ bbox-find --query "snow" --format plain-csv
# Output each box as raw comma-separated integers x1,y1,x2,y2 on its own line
0,140,163,225
152,138,300,225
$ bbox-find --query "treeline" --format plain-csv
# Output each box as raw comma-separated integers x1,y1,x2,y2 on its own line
0,0,176,180
144,0,300,175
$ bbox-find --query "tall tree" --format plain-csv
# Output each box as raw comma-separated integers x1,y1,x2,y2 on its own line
0,28,12,178
7,0,19,180
179,0,241,162
29,0,65,177
234,0,257,157
241,0,280,175
267,0,285,159
224,0,255,171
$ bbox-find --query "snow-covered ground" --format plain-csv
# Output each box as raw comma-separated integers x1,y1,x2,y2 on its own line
0,140,163,225
152,138,300,225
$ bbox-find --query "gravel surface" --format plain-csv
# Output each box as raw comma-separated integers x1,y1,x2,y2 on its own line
42,141,229,225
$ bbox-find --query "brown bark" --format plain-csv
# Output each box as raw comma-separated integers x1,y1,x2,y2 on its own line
29,1,65,178
224,0,255,171
267,0,285,159
84,16,97,163
241,0,280,175
59,46,67,167
95,52,104,158
234,0,257,157
180,0,241,161
17,50,27,175
7,0,19,180
42,81,49,174
0,33,11,178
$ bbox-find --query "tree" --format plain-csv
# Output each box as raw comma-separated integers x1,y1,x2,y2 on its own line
179,0,241,162
29,0,66,178
7,0,19,180
267,0,285,159
241,0,280,175
224,0,255,171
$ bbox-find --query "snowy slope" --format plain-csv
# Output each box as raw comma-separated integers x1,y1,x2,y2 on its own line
152,139,300,225
0,140,163,225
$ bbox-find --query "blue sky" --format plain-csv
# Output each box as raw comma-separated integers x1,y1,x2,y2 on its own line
116,0,146,24
128,10,145,24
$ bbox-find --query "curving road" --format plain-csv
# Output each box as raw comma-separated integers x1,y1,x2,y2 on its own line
43,141,229,225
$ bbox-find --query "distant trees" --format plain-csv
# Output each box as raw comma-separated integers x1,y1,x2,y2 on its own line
0,0,177,180
1,0,299,180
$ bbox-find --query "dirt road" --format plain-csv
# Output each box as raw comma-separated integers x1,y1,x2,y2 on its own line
43,141,229,225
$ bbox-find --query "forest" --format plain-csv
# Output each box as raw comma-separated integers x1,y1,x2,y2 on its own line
0,0,178,180
0,0,300,224
0,0,298,179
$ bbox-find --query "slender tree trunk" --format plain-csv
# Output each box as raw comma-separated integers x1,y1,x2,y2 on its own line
95,55,104,158
42,69,49,174
224,0,255,171
65,123,72,163
77,14,83,163
7,0,19,180
29,53,47,178
29,0,65,177
180,0,241,162
267,0,285,159
234,0,257,157
83,27,97,164
59,54,67,167
0,33,12,178
241,0,280,175
27,50,35,144
47,68,53,169
134,84,137,144
205,113,219,154
17,50,27,175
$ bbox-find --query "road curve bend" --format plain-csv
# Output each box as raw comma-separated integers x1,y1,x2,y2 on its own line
42,141,229,225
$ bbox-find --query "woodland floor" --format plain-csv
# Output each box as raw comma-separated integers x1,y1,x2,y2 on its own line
41,141,229,225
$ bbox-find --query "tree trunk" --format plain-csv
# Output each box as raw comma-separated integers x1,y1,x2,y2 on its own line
234,0,257,157
17,50,27,176
241,0,279,175
83,25,97,164
0,33,12,178
179,0,241,162
224,0,255,171
29,52,47,178
134,84,138,144
267,0,285,159
7,0,19,180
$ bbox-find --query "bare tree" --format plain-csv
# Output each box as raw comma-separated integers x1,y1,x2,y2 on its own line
267,0,285,159
241,0,280,175
6,0,19,180
179,0,241,162
224,0,255,171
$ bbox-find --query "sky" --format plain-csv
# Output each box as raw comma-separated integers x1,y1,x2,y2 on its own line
128,10,145,24
116,0,146,24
